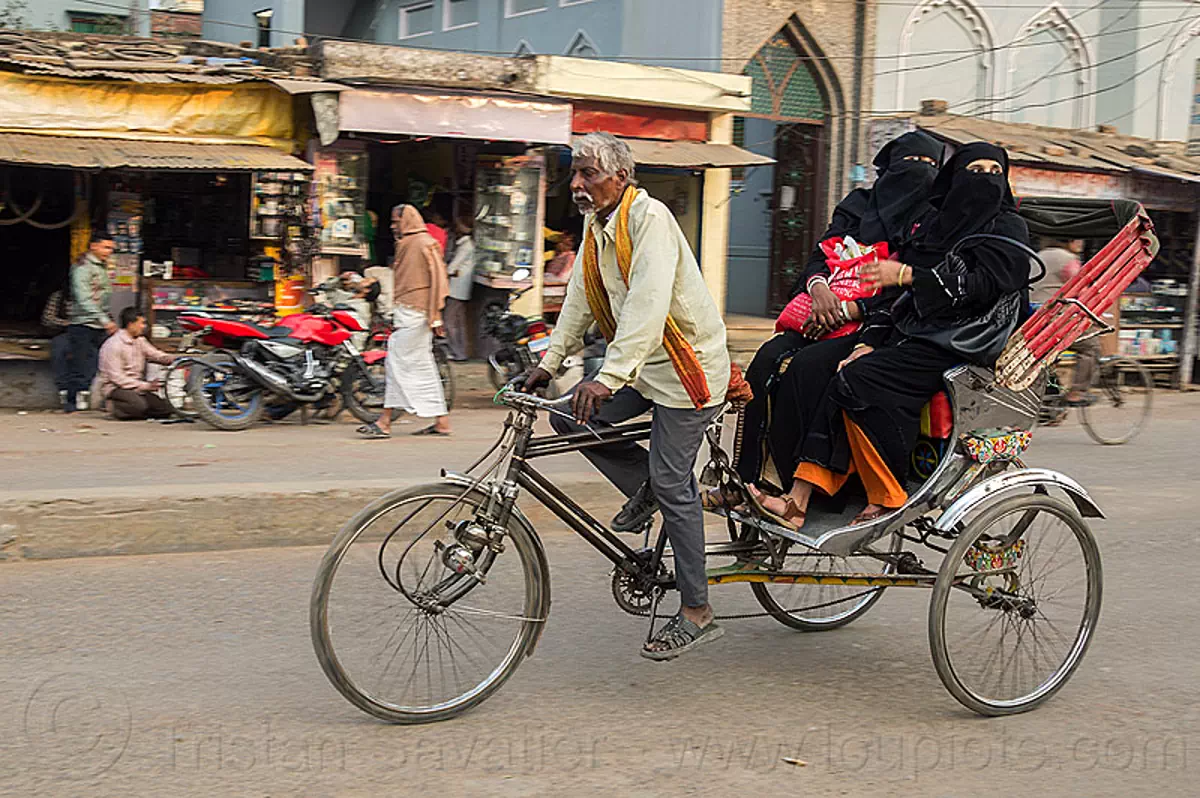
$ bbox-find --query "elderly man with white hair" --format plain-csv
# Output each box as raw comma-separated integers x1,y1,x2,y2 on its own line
524,132,730,661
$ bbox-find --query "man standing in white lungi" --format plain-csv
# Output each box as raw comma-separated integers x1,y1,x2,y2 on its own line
359,204,451,438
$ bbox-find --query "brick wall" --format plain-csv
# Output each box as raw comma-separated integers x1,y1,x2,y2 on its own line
151,10,202,40
721,0,877,210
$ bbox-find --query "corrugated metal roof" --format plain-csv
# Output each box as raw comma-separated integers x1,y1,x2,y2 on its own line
0,133,312,171
571,136,774,168
902,113,1200,180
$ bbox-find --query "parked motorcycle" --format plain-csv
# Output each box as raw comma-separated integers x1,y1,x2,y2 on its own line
181,305,386,431
482,288,605,398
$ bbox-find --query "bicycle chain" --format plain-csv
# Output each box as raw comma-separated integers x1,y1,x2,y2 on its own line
620,587,881,620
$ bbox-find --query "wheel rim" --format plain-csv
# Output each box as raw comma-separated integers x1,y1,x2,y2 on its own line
1079,360,1151,445
935,498,1100,711
164,362,195,417
198,360,262,421
351,362,386,411
317,491,537,716
753,536,896,627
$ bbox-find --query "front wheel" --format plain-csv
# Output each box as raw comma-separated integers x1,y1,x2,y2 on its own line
186,354,265,431
929,494,1102,716
311,482,549,724
341,360,385,424
1079,357,1152,445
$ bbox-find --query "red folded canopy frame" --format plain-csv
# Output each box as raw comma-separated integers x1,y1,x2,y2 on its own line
995,199,1160,391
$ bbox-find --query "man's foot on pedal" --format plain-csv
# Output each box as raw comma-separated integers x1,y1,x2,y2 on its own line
612,481,658,532
641,612,724,661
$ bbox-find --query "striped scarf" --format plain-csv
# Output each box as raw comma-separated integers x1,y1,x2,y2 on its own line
581,186,711,409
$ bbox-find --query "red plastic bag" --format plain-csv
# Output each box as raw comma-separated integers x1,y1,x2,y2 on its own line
774,239,888,337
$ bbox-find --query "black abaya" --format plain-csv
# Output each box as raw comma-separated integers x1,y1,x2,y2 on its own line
764,335,857,489
795,142,1032,488
736,132,943,484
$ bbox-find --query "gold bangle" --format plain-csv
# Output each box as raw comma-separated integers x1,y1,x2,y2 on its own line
897,265,908,288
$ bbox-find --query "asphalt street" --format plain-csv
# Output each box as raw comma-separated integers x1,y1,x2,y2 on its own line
1,396,1197,796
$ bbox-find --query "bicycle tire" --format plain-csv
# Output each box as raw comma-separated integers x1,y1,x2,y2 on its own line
1079,357,1152,445
311,482,549,724
928,494,1101,716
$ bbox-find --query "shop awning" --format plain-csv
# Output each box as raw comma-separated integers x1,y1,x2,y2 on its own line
0,133,311,171
572,136,774,169
338,88,573,144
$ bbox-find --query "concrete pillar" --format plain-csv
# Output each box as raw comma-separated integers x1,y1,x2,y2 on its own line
701,112,734,313
1179,209,1200,388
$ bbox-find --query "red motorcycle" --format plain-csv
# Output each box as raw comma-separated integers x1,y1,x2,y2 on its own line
180,306,386,431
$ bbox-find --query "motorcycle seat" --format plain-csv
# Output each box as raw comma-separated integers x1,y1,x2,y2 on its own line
245,323,294,338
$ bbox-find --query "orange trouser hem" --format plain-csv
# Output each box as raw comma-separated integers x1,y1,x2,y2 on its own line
793,413,908,509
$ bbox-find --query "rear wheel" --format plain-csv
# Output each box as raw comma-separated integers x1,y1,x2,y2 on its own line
163,356,203,419
929,494,1101,716
1079,357,1152,445
311,483,548,723
434,344,456,411
341,360,385,424
186,353,265,431
750,534,898,631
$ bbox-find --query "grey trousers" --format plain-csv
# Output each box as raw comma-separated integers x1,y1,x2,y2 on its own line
550,385,721,607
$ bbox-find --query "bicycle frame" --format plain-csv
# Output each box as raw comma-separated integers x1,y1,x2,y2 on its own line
460,399,941,597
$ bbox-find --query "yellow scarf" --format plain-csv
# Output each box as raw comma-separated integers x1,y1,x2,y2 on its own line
582,187,711,409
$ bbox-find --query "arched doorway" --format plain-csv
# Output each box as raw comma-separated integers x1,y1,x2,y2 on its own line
727,26,837,316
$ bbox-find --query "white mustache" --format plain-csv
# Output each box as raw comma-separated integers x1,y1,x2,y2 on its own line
572,192,594,207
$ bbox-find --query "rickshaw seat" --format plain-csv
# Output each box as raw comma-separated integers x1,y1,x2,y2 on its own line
996,199,1159,391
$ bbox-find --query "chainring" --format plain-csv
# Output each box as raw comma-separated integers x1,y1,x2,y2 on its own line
611,568,657,616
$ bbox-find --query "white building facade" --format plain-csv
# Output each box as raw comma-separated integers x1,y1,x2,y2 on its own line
873,0,1200,143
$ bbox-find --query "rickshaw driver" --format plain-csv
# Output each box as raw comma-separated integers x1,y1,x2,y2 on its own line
523,132,732,661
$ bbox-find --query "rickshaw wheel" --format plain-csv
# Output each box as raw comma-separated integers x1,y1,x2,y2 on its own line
750,533,898,631
929,494,1102,716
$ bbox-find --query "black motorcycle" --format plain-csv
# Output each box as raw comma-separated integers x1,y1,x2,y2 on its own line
482,288,605,396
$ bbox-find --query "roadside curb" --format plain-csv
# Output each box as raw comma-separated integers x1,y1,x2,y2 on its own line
0,479,622,562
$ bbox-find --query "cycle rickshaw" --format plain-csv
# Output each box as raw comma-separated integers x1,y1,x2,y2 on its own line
310,198,1157,722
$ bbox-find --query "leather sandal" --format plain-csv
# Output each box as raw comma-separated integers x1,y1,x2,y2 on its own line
746,486,806,531
850,505,889,526
702,485,745,512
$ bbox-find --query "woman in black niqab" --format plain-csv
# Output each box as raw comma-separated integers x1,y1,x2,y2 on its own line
731,131,943,488
751,141,1031,529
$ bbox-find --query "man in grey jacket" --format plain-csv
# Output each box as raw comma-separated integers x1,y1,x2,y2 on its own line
65,230,116,413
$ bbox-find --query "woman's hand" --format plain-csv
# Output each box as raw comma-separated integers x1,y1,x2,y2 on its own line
809,281,842,329
861,259,912,292
837,344,873,371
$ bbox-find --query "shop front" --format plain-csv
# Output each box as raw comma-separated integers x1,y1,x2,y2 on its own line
0,135,312,406
309,85,573,357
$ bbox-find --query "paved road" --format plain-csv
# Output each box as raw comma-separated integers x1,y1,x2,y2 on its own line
1,397,1198,796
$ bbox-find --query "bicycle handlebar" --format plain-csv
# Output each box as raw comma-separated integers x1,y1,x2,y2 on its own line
493,384,572,412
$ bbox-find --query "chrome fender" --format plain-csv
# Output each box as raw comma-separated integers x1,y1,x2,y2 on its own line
935,467,1104,534
441,471,552,657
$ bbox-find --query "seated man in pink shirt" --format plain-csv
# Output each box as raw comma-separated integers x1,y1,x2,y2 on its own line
98,307,174,420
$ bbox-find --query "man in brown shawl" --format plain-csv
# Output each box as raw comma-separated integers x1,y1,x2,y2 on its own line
359,204,451,437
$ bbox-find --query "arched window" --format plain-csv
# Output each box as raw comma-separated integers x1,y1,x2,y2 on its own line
896,0,997,115
1157,20,1200,140
1006,3,1093,128
742,31,826,122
